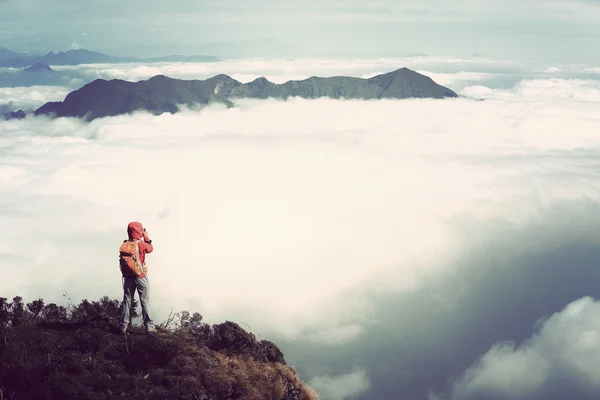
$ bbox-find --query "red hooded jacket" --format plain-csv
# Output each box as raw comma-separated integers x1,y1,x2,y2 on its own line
127,221,154,268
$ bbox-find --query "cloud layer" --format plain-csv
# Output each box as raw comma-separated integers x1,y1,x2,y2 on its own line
48,56,546,87
452,297,600,400
0,85,70,110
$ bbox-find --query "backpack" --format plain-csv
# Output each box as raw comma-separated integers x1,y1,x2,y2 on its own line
119,239,146,277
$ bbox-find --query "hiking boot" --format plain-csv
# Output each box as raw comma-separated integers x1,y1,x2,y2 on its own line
146,327,158,334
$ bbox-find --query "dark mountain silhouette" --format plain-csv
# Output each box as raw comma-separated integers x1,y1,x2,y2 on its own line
0,47,219,68
0,295,318,400
0,101,27,120
2,109,26,120
30,68,457,121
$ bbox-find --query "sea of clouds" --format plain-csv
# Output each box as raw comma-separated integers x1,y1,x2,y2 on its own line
50,56,523,84
49,55,600,90
0,85,71,112
2,57,600,400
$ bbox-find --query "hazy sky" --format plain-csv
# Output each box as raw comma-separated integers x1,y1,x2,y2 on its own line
1,0,600,60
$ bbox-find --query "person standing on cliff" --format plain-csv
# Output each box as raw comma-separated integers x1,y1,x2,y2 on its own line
118,221,157,334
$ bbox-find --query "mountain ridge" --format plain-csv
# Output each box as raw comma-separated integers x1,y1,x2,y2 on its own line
19,67,458,122
0,46,219,68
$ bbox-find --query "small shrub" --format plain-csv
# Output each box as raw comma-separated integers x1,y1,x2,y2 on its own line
208,321,257,356
258,339,287,364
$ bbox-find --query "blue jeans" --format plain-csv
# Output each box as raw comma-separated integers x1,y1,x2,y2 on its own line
119,275,155,332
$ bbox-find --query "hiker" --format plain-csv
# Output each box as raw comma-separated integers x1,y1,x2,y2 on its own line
118,221,157,334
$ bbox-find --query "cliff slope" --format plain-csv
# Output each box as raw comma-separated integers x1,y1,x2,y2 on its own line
0,296,318,400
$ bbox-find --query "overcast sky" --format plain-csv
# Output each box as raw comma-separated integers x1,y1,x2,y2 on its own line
1,0,600,60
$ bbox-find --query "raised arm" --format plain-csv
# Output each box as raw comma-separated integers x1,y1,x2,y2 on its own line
142,229,154,253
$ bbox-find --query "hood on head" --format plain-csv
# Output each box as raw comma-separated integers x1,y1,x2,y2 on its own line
127,221,144,240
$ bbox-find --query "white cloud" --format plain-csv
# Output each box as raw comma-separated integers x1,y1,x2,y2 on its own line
50,56,527,88
0,85,70,110
462,77,600,103
1,60,600,349
309,369,370,400
545,66,562,73
415,70,501,88
451,296,600,399
306,324,365,346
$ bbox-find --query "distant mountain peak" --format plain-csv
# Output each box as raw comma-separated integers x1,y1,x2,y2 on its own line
24,62,53,72
251,76,272,84
209,73,237,82
147,74,171,82
378,67,419,77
